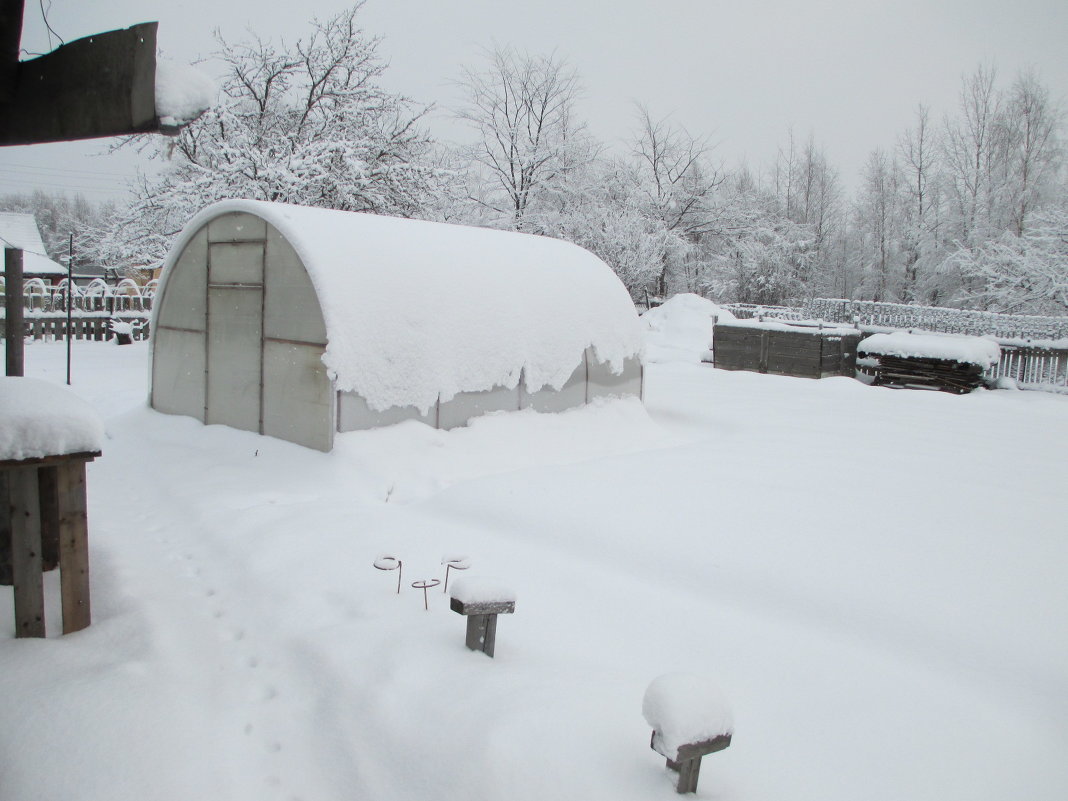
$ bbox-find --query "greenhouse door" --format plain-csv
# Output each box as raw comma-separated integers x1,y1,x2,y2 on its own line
206,241,265,433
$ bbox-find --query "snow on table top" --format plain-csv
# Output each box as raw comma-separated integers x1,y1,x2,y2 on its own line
450,576,516,605
643,673,733,756
0,377,104,461
161,200,643,413
859,332,1001,366
641,293,736,364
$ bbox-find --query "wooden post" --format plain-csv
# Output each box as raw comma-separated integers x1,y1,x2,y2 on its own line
5,246,24,376
9,466,45,637
58,460,91,633
0,470,10,585
672,756,702,794
450,597,515,658
465,614,499,656
650,732,732,795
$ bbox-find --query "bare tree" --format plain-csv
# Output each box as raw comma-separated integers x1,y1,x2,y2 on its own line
630,105,722,294
90,4,438,273
942,64,1002,243
897,104,940,299
1000,70,1061,236
456,46,593,230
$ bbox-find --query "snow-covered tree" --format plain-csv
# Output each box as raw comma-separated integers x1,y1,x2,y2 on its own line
943,202,1068,314
93,4,438,271
628,105,722,295
455,46,596,231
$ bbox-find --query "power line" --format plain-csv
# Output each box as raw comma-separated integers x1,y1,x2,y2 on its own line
0,162,136,180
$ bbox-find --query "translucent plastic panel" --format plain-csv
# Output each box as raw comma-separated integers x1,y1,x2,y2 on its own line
586,351,644,402
264,225,327,345
206,287,263,433
262,340,334,452
337,391,434,432
520,354,587,413
156,227,207,332
209,242,264,286
437,384,520,430
207,212,267,243
151,328,205,421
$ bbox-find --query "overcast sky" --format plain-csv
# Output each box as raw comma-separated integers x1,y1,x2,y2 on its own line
3,0,1066,202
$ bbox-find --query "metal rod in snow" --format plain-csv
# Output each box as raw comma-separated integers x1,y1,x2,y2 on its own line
66,233,73,385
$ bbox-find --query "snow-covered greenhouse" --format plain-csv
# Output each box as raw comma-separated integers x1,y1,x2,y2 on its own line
150,200,644,451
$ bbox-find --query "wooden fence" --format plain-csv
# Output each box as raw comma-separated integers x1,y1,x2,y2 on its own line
1,313,151,342
721,298,1068,392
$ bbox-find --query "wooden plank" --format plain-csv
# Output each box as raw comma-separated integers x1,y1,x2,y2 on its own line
0,451,100,469
37,465,60,571
58,460,91,633
9,466,45,637
451,597,515,615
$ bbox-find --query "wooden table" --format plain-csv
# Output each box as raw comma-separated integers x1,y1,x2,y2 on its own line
1,450,99,637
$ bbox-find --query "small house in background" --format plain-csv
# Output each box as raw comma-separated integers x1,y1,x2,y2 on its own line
150,200,644,451
0,212,66,282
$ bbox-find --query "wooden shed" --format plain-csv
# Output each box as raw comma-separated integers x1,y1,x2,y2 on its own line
150,200,644,452
713,319,862,379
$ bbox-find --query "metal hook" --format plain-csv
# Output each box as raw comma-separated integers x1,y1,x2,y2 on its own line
411,579,440,610
373,555,403,594
441,555,470,593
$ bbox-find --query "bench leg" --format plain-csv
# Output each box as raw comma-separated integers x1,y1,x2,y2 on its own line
10,467,45,638
58,461,91,634
674,756,702,794
464,613,499,657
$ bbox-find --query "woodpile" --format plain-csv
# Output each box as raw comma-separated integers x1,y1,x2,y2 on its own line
858,332,1000,395
864,354,987,394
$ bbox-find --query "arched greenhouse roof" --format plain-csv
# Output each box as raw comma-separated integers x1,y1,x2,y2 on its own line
155,200,643,413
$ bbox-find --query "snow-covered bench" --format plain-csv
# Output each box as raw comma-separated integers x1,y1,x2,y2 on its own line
449,577,515,658
643,673,734,794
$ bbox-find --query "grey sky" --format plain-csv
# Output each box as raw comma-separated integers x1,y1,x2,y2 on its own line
3,0,1066,201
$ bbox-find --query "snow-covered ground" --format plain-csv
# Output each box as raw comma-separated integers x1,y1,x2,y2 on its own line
2,322,1067,801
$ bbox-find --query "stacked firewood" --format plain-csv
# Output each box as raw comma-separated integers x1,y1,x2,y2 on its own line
863,354,986,394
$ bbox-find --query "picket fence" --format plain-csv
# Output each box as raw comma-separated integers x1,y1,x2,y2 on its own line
1,277,154,342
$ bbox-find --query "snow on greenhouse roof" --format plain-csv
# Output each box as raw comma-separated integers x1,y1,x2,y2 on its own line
160,200,643,413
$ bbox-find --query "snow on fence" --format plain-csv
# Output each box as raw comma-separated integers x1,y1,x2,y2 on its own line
803,299,1068,341
5,277,157,314
0,279,154,342
722,298,1068,392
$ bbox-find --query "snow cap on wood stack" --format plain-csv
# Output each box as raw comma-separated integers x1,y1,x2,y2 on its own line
158,200,643,414
643,673,734,757
859,332,1000,367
